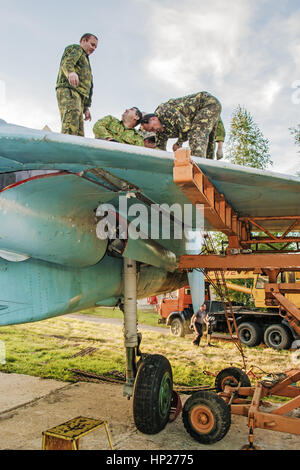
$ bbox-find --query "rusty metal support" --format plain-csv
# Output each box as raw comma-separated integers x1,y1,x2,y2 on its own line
174,149,300,358
173,149,243,238
220,369,300,446
180,250,300,335
173,149,300,253
265,287,300,335
179,253,300,271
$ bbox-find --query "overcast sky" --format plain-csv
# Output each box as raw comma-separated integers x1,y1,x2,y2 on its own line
0,0,300,174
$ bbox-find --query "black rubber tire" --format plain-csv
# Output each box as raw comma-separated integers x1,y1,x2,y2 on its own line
215,367,251,393
170,318,185,337
133,354,173,434
238,322,263,347
263,324,292,350
182,391,231,444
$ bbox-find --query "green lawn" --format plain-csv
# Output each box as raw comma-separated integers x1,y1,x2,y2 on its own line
79,306,166,328
0,313,295,402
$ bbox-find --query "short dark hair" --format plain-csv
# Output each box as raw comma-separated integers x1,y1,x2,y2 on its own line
132,107,143,126
144,136,156,144
80,33,98,42
141,113,157,124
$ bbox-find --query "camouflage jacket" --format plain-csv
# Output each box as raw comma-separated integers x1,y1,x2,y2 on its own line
215,118,226,142
93,116,144,146
56,44,93,109
155,92,219,150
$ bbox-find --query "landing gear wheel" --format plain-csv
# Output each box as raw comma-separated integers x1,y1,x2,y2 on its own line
133,354,173,434
182,391,231,444
215,367,251,394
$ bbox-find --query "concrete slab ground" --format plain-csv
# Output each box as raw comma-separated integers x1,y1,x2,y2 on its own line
0,372,299,451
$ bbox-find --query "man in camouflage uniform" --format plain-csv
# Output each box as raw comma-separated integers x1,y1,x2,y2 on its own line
93,107,144,146
214,118,226,160
56,33,98,137
141,92,221,159
207,117,226,160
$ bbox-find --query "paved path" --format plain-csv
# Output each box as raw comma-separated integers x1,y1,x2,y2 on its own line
0,372,299,451
0,315,299,450
66,313,169,334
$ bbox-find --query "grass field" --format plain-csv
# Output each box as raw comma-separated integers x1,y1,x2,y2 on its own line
0,308,296,400
80,306,164,328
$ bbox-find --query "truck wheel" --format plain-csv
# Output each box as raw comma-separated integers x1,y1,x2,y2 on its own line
170,318,185,337
263,324,292,350
182,391,231,444
133,354,173,434
237,322,262,347
215,367,251,393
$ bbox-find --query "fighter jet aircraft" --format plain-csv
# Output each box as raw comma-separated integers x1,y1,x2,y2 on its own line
0,119,299,435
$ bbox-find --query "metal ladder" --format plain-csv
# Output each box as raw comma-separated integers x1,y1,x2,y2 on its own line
202,232,247,370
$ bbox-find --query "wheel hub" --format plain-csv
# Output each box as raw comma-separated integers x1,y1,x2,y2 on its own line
190,405,215,433
158,372,172,418
242,330,250,341
221,376,238,390
270,332,280,345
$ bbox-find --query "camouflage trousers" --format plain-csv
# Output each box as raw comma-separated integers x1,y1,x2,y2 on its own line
188,93,221,159
56,87,85,137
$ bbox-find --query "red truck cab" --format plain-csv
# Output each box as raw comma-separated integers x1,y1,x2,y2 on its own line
158,286,194,336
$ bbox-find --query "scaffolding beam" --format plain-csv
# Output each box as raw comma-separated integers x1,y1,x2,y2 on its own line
173,148,300,253
179,253,300,270
173,149,300,343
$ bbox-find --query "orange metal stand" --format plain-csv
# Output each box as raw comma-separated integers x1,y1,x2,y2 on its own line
174,149,300,447
174,149,300,339
174,148,300,254
220,370,300,448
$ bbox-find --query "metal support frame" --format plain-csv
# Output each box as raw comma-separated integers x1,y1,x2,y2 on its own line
174,151,300,446
174,148,300,254
174,149,300,339
219,369,300,446
239,216,300,253
179,253,300,336
174,149,241,237
179,253,300,271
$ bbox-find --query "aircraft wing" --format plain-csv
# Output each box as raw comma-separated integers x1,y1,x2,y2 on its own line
1,119,299,235
0,119,299,325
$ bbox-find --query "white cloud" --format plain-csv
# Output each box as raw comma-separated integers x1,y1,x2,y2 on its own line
145,0,255,92
142,1,300,173
261,81,282,107
1,98,60,132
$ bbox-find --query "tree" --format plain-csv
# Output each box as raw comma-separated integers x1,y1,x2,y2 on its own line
289,125,300,177
209,106,273,305
290,124,300,148
226,105,273,169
